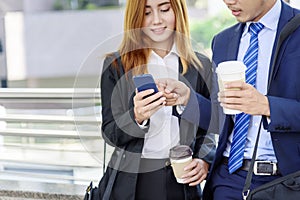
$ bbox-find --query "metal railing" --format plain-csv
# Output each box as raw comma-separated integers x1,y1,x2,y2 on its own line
0,88,110,187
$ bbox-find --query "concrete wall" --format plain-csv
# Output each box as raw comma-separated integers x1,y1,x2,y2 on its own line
0,0,23,12
23,0,55,12
5,9,124,83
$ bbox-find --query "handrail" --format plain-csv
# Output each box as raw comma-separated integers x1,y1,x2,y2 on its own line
0,88,101,109
0,99,97,104
3,143,101,153
0,114,101,124
0,88,106,185
1,155,101,168
0,88,100,98
0,128,100,139
0,169,99,182
0,160,101,182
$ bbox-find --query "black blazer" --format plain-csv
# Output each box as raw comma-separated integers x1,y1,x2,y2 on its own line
100,52,215,200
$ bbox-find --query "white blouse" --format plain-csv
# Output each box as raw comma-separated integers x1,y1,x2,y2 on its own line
142,47,180,159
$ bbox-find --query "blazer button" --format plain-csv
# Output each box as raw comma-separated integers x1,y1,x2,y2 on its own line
165,161,171,166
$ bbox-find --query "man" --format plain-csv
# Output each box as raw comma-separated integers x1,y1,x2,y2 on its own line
159,0,300,199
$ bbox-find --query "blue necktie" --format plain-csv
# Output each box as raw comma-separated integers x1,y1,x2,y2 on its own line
228,22,264,174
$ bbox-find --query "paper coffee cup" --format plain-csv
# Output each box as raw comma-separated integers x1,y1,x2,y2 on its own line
169,145,193,184
216,61,246,115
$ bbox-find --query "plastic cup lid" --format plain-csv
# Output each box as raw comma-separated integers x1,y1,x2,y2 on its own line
216,61,246,74
169,145,193,160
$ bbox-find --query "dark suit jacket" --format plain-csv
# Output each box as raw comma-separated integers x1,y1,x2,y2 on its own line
100,52,215,200
202,1,300,199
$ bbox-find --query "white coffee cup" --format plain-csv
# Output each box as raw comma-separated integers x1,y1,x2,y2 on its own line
216,61,247,115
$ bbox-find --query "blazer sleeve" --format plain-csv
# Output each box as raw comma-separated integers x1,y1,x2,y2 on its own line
101,55,148,147
264,97,300,132
186,54,216,164
263,25,300,133
181,90,211,130
180,53,213,131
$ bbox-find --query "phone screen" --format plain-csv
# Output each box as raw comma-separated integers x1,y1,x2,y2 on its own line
133,74,158,93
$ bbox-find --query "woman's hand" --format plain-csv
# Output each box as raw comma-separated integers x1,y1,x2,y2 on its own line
181,158,209,186
133,89,166,124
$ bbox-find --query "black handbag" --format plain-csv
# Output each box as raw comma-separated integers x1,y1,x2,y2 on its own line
84,181,100,200
243,14,300,200
84,148,125,200
246,170,300,200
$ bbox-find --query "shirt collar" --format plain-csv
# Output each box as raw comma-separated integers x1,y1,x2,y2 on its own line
242,0,281,37
170,44,179,56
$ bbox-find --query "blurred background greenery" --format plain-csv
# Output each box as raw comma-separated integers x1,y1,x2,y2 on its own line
190,11,236,50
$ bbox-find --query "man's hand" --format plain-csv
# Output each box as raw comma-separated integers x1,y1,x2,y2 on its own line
156,78,191,106
218,81,270,116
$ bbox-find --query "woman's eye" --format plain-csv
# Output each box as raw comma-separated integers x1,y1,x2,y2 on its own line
161,7,170,12
145,11,151,16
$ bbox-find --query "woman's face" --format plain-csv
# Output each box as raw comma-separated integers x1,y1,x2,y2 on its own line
142,0,176,48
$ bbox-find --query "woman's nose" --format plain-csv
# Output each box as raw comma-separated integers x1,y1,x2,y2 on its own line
153,11,162,24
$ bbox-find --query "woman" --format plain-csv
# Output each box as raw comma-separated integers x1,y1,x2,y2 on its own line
100,0,215,199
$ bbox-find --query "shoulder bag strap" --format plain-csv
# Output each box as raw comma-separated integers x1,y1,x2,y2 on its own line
102,148,125,200
243,13,300,200
268,13,300,89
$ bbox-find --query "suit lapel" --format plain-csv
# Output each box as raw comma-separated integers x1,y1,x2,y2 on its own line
220,24,245,135
227,24,245,60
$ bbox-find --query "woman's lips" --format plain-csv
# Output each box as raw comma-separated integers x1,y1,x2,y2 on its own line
151,27,166,34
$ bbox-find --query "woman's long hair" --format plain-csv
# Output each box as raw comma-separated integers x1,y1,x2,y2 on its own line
118,0,203,75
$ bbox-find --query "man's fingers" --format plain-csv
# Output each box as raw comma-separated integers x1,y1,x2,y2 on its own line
224,80,245,89
156,78,178,94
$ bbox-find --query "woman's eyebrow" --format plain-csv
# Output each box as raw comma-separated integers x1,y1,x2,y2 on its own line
145,2,171,8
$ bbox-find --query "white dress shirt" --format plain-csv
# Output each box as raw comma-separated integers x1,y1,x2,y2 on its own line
223,0,281,162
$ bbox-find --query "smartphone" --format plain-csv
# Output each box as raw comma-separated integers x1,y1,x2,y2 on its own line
132,74,159,95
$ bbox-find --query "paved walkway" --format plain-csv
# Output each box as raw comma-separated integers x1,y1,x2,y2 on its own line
0,180,85,199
